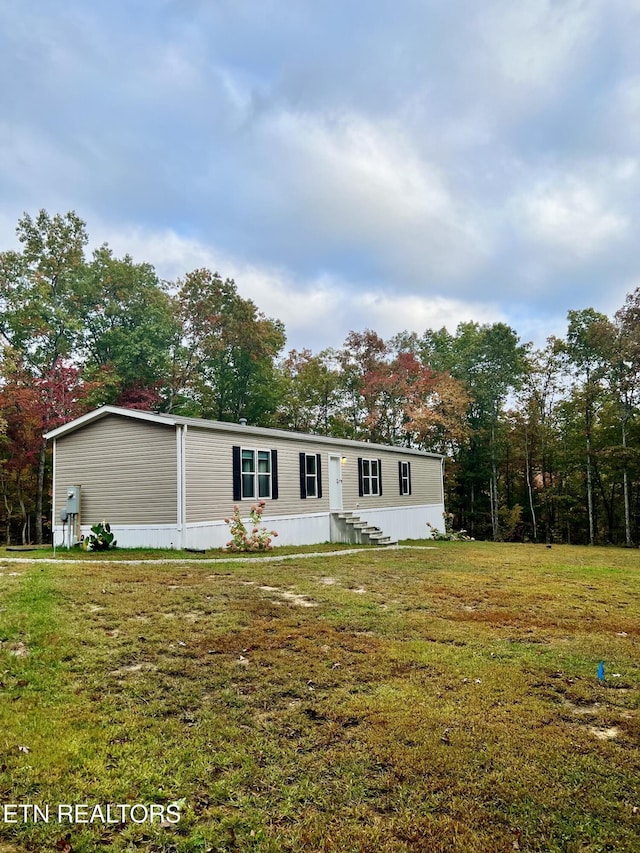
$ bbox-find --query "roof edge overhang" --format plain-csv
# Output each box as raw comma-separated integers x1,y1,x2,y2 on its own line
44,406,444,460
174,418,443,459
44,406,177,440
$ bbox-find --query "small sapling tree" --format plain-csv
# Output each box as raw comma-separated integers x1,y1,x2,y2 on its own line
224,501,278,552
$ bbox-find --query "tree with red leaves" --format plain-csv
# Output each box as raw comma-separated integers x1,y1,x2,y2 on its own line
0,210,88,542
0,357,92,543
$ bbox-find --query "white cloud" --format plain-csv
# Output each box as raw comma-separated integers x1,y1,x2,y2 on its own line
516,177,629,260
253,109,490,281
266,111,449,224
92,226,217,281
354,292,505,337
477,0,601,98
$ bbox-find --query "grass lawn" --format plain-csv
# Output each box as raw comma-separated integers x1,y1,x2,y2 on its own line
0,542,638,852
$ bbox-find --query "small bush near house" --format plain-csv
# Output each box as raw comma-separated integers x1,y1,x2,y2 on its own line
87,521,117,551
427,511,474,541
224,501,278,551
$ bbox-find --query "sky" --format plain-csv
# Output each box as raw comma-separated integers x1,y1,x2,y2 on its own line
1,0,640,354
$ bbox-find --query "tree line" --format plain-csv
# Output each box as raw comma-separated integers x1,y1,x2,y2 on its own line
1,210,638,546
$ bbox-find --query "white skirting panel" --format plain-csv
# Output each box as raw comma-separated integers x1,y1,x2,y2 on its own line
52,524,180,550
51,505,443,550
185,511,331,550
358,503,445,541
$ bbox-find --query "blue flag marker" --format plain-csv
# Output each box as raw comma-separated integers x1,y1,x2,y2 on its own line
598,661,605,682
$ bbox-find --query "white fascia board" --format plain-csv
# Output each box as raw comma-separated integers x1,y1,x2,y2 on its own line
44,405,444,461
44,405,176,440
176,418,443,460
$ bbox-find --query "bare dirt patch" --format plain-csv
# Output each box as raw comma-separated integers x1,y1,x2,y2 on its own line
258,585,317,607
563,700,602,716
589,726,620,740
109,662,157,677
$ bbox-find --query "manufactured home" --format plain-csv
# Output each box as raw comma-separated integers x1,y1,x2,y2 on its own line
45,406,445,549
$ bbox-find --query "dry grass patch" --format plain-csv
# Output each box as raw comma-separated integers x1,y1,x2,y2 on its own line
0,543,639,852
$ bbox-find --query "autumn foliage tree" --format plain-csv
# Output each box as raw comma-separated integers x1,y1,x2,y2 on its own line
0,208,639,546
0,356,92,543
405,372,471,454
358,351,433,445
0,211,89,542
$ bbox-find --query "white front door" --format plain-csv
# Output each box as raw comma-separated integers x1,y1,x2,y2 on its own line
328,455,343,511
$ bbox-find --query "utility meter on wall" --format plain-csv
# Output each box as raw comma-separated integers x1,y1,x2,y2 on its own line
66,486,81,515
61,485,82,548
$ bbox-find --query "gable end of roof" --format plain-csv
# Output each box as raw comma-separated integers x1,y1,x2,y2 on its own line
44,406,176,440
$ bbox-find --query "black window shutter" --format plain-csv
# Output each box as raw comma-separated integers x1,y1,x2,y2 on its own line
398,461,412,495
378,459,383,495
232,446,241,502
271,449,279,499
316,453,322,499
299,452,307,499
357,457,364,497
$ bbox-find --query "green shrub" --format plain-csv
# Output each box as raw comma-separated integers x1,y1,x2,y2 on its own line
87,522,117,551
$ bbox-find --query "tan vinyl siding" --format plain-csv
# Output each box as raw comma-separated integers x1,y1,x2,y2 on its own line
54,416,177,524
341,450,442,508
185,428,229,521
185,426,442,522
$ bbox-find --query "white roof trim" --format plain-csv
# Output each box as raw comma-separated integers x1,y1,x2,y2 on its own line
44,406,176,439
44,405,443,459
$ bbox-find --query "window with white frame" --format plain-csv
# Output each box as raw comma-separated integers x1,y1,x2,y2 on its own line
300,452,322,498
359,458,381,496
241,448,272,499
